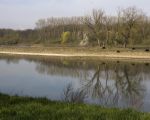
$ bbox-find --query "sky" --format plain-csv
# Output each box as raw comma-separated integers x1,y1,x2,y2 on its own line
0,0,150,30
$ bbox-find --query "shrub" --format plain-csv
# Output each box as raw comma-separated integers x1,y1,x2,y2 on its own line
145,49,149,52
132,47,135,50
116,50,120,53
61,31,71,44
102,47,106,49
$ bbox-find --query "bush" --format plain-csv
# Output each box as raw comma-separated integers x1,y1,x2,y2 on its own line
132,47,135,50
61,31,71,44
102,47,106,49
116,50,120,53
0,38,19,45
145,49,149,52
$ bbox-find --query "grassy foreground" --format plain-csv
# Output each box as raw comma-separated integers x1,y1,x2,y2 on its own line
0,93,150,120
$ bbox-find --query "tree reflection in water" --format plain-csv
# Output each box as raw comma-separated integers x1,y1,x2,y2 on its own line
81,62,145,110
0,56,148,110
33,58,146,110
114,64,145,109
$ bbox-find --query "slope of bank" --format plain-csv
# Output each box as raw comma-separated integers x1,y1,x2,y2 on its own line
0,93,149,120
0,46,150,60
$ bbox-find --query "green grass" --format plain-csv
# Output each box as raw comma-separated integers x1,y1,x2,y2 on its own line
0,93,150,120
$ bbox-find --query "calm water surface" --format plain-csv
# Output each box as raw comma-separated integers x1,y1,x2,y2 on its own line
0,56,150,112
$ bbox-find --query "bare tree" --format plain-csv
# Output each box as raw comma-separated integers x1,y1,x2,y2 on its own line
83,9,106,47
117,7,146,47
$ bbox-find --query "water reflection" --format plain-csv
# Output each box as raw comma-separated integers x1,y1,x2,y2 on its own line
0,55,150,111
81,63,145,110
32,58,148,110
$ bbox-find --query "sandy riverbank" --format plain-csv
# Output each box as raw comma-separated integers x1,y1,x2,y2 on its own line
0,46,150,60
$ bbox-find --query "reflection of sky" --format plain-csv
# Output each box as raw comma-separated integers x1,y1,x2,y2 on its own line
0,60,80,100
0,0,149,29
0,58,150,111
142,80,150,112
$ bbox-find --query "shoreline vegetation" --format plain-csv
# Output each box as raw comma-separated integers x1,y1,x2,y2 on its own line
0,7,150,49
0,93,150,120
0,46,150,61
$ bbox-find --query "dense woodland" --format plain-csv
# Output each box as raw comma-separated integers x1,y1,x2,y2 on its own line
0,7,150,48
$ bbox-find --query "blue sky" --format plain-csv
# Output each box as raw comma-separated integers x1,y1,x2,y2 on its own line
0,0,149,29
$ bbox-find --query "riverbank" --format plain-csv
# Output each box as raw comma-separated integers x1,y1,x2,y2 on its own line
0,93,149,120
0,46,150,60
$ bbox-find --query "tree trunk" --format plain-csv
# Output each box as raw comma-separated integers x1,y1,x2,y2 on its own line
102,41,105,47
97,39,101,47
124,42,127,48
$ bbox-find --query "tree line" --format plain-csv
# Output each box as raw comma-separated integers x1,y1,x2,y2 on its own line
0,7,150,48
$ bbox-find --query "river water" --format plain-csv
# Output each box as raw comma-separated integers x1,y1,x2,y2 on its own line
0,55,150,112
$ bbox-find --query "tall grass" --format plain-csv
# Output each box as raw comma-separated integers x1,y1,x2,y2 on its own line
0,93,150,120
